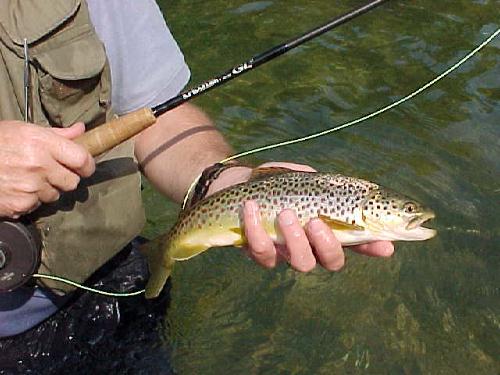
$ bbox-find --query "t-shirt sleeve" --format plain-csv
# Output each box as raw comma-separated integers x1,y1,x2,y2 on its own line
86,0,190,115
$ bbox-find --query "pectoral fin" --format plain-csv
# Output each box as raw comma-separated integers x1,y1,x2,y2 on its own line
318,214,365,231
229,227,246,246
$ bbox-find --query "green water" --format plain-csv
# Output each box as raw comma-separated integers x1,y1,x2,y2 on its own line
146,1,499,373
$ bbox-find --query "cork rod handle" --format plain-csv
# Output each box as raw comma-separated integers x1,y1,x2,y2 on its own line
75,108,156,156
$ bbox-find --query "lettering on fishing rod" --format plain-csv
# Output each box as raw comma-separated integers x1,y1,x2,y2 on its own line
182,62,253,99
231,62,253,74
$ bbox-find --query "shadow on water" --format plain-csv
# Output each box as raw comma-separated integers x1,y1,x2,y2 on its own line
144,0,498,374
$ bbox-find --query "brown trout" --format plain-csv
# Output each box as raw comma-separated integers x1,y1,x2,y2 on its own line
143,169,436,298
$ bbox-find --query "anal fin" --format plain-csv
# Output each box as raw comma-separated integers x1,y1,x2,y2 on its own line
171,243,210,261
141,234,175,299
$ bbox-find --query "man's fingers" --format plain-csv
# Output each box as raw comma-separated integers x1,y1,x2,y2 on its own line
243,197,394,277
278,210,316,272
305,219,345,271
243,200,279,268
48,124,95,178
47,122,94,177
257,162,316,172
350,241,394,257
49,137,95,178
50,122,86,140
5,192,40,218
37,183,61,203
46,164,81,192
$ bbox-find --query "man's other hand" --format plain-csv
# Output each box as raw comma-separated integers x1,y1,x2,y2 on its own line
0,121,95,218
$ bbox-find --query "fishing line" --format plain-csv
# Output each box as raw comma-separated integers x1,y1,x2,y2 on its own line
23,1,389,299
32,273,145,297
222,27,500,162
183,26,500,208
151,0,389,117
33,27,499,298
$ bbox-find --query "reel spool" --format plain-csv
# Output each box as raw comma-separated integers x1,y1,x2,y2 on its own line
0,221,41,292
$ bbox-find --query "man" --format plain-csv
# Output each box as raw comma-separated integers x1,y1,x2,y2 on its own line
0,0,392,369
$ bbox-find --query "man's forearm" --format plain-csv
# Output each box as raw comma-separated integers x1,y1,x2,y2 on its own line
134,103,395,274
134,103,233,203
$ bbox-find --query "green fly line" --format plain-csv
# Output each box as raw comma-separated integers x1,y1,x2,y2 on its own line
35,27,500,298
33,273,145,297
182,27,500,209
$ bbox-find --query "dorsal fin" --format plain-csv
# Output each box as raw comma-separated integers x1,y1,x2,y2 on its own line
248,166,299,181
318,214,365,231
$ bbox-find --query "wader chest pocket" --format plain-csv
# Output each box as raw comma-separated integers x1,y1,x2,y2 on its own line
0,0,144,294
34,26,110,128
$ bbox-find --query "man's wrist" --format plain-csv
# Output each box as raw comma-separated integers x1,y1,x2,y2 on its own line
206,165,252,196
183,161,316,209
183,162,252,208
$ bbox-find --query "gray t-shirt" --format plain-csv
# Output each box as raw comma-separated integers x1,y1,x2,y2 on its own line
0,0,190,338
87,0,190,114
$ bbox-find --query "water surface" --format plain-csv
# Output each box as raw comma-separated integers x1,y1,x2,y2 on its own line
144,1,499,373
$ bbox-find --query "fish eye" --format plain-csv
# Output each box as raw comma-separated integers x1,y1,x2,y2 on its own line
404,202,417,214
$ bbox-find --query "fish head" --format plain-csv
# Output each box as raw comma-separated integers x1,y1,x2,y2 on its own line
360,188,436,241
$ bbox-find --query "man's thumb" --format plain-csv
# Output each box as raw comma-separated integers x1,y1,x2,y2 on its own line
50,122,86,140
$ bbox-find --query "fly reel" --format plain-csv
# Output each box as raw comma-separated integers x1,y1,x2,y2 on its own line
0,221,41,292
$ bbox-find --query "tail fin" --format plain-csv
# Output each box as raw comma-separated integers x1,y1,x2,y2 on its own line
140,234,175,299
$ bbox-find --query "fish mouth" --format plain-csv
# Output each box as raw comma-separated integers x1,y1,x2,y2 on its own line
404,211,437,240
406,211,435,230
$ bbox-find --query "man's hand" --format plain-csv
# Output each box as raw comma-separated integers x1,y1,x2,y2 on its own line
0,121,95,218
208,161,394,272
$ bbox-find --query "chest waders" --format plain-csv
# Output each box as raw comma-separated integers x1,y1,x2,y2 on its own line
0,0,145,294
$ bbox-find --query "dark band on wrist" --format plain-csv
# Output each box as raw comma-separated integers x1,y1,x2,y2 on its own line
185,161,241,209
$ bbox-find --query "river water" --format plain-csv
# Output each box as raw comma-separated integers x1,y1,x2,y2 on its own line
142,1,499,374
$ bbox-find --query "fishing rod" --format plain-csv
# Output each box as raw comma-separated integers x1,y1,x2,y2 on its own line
0,0,389,293
14,4,500,297
75,0,389,156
